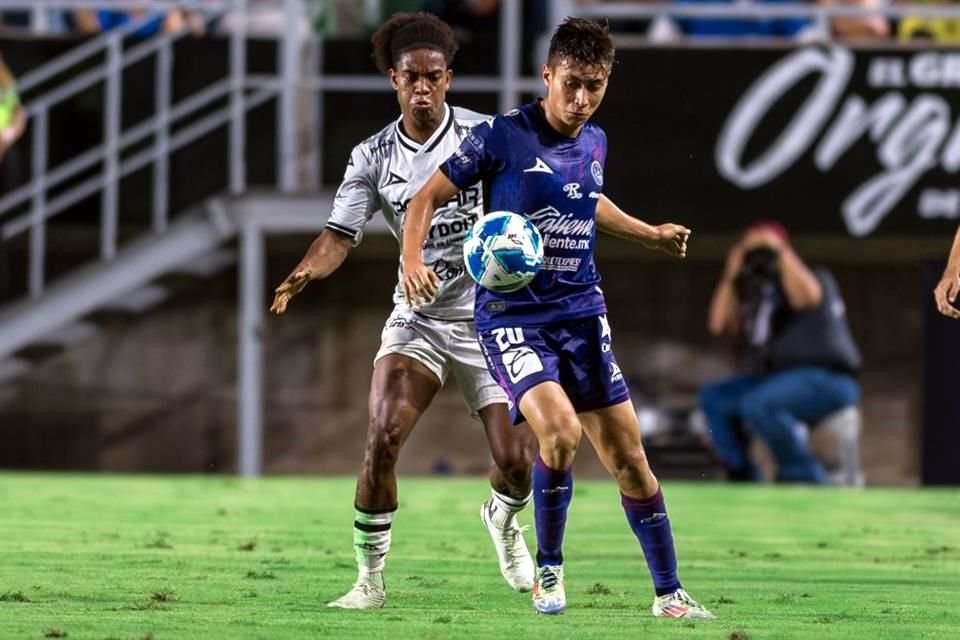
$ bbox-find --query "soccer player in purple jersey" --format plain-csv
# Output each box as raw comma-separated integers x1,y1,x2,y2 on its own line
399,18,714,618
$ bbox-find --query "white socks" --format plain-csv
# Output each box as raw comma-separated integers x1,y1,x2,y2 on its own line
489,489,531,529
353,507,395,573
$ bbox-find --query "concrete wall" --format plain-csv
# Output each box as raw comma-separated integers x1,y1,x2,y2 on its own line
0,233,927,485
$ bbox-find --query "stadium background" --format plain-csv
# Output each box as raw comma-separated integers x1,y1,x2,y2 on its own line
1,1,957,486
1,3,959,639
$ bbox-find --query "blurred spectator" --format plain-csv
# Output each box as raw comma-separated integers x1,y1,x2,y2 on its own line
217,0,311,39
0,52,25,306
819,0,890,40
698,221,862,483
652,0,890,41
898,0,960,42
423,0,548,44
0,53,25,163
0,10,30,32
665,0,817,39
73,6,205,37
574,0,660,34
313,0,421,36
424,0,500,38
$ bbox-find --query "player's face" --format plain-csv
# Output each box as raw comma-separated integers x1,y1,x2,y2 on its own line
389,49,452,128
542,59,609,133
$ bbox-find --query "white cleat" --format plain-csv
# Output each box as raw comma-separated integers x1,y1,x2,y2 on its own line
326,571,386,609
652,588,715,620
532,564,566,615
481,499,535,592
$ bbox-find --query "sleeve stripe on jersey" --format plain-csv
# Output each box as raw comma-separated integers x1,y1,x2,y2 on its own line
437,161,455,184
326,222,359,239
425,111,455,153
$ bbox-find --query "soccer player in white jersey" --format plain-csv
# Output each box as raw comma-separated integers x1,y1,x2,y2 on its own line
270,13,536,609
401,18,714,619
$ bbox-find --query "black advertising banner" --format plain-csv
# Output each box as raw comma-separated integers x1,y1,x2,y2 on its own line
4,38,959,237
596,46,960,236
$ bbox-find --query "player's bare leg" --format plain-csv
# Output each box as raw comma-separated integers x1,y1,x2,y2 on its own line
479,406,536,591
518,382,584,614
580,401,714,620
328,355,441,610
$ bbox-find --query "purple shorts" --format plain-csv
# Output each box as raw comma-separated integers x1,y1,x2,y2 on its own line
477,314,631,425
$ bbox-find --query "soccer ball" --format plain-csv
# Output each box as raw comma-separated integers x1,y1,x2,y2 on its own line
463,211,543,293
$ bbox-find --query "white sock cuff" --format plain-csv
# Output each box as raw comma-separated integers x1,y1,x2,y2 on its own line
354,506,396,527
491,489,531,512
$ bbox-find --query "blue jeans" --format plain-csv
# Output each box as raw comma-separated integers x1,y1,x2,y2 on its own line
698,367,860,483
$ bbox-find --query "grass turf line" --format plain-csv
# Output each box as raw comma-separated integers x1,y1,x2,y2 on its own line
1,474,958,639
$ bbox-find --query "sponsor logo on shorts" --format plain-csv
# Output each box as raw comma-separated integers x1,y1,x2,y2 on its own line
610,362,623,383
387,314,414,330
600,316,613,352
503,346,544,383
599,315,611,339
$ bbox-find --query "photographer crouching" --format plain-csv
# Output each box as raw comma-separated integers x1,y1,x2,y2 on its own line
698,221,862,483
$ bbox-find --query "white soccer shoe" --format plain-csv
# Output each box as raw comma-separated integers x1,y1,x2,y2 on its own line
652,588,715,619
481,499,535,592
532,564,566,615
326,571,386,609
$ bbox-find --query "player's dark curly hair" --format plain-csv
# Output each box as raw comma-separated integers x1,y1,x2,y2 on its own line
547,17,615,73
371,12,458,75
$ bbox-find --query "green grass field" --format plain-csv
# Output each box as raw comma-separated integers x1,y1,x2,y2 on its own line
1,474,958,640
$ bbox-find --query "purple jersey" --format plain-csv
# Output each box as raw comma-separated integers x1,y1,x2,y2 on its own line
440,101,608,331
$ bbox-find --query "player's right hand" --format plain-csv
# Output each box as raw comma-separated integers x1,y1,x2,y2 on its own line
270,269,312,314
934,272,960,319
401,258,439,308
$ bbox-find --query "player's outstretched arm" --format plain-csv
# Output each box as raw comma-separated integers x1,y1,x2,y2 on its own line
934,224,960,319
595,195,689,258
270,229,353,314
401,169,459,307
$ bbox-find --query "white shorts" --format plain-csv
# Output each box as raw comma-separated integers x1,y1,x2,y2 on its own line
374,305,508,418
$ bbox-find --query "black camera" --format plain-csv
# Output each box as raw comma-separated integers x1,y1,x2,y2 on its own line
734,247,780,302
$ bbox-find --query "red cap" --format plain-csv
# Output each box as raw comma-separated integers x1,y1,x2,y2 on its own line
744,219,790,245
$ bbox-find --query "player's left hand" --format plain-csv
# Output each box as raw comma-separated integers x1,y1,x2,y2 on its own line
401,258,439,308
934,272,960,319
646,223,691,258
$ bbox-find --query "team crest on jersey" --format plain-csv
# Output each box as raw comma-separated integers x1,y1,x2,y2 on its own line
591,160,604,186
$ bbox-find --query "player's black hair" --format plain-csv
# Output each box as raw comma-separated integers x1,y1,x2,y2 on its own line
547,17,615,73
371,12,458,75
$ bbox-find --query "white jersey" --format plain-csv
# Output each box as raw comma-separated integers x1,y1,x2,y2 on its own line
326,104,489,320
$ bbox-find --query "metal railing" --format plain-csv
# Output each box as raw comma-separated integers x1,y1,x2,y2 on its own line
6,0,959,301
0,1,291,299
